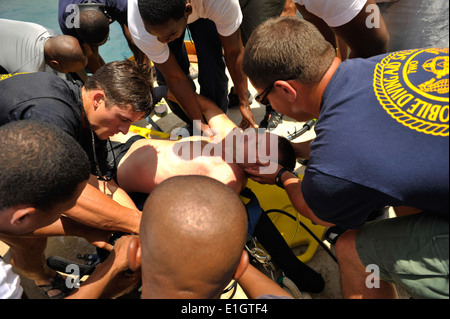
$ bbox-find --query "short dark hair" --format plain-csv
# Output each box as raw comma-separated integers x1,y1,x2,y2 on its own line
0,120,90,211
77,10,110,45
84,59,154,117
138,0,187,25
243,17,336,88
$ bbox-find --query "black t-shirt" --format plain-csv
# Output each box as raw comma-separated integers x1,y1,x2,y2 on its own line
0,72,113,177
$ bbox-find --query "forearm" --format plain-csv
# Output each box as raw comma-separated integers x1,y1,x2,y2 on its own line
244,166,334,227
65,257,118,299
83,43,105,73
224,49,248,107
221,31,250,110
224,44,257,128
281,171,334,227
30,216,113,250
169,77,204,122
66,235,140,299
196,94,237,135
63,183,141,234
93,177,140,210
238,264,293,299
156,57,204,123
121,24,149,68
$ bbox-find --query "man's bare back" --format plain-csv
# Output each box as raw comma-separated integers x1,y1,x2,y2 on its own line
117,136,247,195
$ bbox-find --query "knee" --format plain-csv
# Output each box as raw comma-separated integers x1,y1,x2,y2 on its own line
335,229,358,263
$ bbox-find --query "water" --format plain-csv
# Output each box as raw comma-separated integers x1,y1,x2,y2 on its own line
0,0,133,63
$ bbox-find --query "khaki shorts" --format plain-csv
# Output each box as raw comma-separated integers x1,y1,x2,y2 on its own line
356,212,449,299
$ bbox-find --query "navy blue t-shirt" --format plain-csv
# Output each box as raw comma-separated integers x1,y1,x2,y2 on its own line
0,72,112,177
58,0,128,40
0,72,82,136
302,48,449,229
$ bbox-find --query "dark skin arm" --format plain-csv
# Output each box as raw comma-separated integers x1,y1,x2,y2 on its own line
66,236,141,299
82,22,150,72
155,52,210,133
82,43,105,73
296,0,389,58
220,29,257,129
120,23,151,67
333,0,389,58
296,4,337,48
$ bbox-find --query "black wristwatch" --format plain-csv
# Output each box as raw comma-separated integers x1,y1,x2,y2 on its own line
275,167,292,189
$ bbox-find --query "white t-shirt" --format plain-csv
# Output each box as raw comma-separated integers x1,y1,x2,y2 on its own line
292,0,367,27
0,257,23,299
0,19,58,74
127,0,243,64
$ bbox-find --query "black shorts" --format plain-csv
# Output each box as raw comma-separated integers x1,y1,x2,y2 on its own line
110,135,145,166
109,134,145,184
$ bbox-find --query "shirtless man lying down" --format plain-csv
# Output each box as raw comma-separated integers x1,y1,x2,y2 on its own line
113,95,296,195
111,97,325,294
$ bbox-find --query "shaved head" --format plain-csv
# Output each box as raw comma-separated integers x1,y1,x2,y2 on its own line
45,35,87,73
140,175,248,298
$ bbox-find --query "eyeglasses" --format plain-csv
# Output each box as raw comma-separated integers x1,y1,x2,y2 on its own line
255,79,295,105
255,82,275,105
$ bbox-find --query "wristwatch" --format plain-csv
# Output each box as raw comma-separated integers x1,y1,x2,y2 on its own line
275,167,293,189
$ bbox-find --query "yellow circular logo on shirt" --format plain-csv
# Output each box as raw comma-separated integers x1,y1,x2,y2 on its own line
373,48,449,137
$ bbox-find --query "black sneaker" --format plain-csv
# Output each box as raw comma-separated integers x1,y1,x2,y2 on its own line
324,226,346,245
267,110,283,129
228,87,253,108
260,104,283,129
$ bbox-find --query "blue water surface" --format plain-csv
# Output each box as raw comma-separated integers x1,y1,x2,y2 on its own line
0,0,132,63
